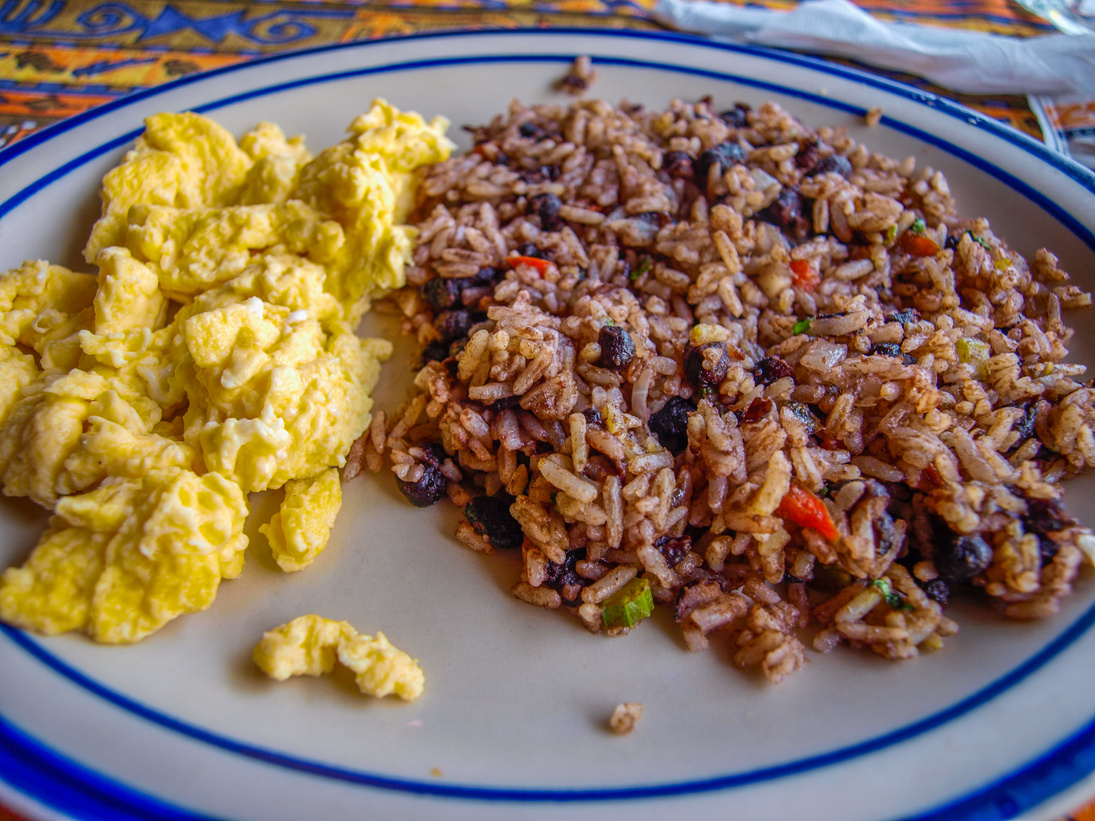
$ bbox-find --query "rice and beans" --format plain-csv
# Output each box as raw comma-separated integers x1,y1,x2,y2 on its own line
350,92,1095,684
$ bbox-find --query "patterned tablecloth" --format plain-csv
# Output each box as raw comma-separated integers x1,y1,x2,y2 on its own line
0,1,1092,819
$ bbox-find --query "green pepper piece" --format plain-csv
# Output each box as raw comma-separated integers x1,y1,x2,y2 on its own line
792,317,813,336
871,578,911,610
966,230,991,250
910,217,926,234
601,577,654,630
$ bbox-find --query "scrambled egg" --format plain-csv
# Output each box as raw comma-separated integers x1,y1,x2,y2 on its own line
0,101,454,643
0,468,247,642
260,468,342,572
253,614,424,701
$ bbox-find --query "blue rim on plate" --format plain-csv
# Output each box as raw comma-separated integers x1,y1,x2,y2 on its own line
1,27,1094,821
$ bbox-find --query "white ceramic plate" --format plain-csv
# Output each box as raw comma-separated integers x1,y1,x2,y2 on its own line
1,29,1095,821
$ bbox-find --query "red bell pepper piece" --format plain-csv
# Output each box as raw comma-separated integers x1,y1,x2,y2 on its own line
898,232,941,257
507,255,553,274
789,258,820,291
777,483,839,541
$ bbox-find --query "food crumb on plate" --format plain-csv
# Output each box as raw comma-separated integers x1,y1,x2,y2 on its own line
609,702,643,735
865,105,883,126
558,55,596,95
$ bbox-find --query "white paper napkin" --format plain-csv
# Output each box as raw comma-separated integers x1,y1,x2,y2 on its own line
654,0,1095,97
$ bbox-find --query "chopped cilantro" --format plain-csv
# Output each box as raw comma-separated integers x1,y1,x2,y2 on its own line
630,256,652,282
871,578,913,610
966,230,991,250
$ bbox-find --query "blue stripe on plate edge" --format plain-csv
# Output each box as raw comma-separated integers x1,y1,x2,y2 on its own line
5,594,1095,813
0,711,1088,821
6,613,1095,818
0,27,1094,820
0,28,1093,190
0,713,224,821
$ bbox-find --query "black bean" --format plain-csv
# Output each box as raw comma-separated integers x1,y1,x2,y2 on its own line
805,154,853,178
421,340,450,365
1010,404,1038,447
519,121,543,139
397,463,446,507
448,338,468,361
1022,496,1074,536
663,150,693,180
526,192,563,232
874,510,897,556
519,167,548,185
683,342,730,389
561,74,588,92
923,578,950,606
471,266,504,286
1036,444,1060,462
1038,534,1060,564
515,242,549,260
934,533,993,583
465,494,524,550
596,324,635,371
887,307,920,326
582,406,604,427
655,534,692,566
755,188,804,232
871,342,902,358
419,442,447,468
434,309,474,344
648,396,695,455
795,138,820,171
717,103,750,128
783,399,817,433
870,342,917,364
753,355,794,386
694,142,747,187
543,550,584,591
812,563,853,591
909,507,951,557
421,277,462,312
489,395,522,411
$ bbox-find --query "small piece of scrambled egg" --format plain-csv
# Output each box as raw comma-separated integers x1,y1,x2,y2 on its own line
0,101,454,643
253,614,424,701
260,468,342,573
